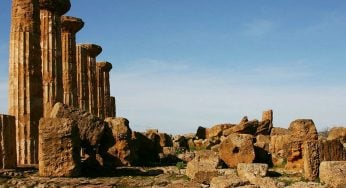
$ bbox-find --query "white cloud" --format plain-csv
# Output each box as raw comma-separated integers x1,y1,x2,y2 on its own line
111,58,346,134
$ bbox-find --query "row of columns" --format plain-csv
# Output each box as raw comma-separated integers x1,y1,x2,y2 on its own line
8,0,116,165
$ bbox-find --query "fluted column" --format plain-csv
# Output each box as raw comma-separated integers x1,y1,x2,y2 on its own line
96,62,112,119
79,44,102,115
8,0,43,165
61,16,84,107
110,96,116,117
76,45,88,111
40,0,70,117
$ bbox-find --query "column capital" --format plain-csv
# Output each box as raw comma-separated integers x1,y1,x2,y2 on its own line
96,61,112,72
39,0,71,15
79,44,102,57
61,16,84,34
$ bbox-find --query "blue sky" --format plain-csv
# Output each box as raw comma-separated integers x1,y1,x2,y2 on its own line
1,0,346,133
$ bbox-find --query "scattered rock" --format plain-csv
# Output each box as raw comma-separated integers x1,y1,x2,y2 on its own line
104,117,134,166
186,150,220,183
206,124,234,139
319,161,346,188
237,163,268,178
210,174,249,188
318,138,346,161
302,140,320,181
39,118,81,177
219,134,255,168
270,127,289,136
327,127,346,143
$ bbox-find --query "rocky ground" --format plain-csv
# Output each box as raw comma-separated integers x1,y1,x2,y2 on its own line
0,166,327,188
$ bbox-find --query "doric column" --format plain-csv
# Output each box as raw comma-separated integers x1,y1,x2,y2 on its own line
76,45,88,111
96,62,112,119
110,96,116,117
79,44,102,115
61,16,84,107
0,115,16,169
40,0,70,117
8,0,43,165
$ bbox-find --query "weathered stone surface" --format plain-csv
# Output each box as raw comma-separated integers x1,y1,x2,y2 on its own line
196,126,207,139
159,133,173,147
96,62,112,119
270,127,289,136
110,96,116,117
39,118,80,177
206,124,234,139
237,163,268,178
210,174,249,188
302,140,320,181
76,44,89,111
104,117,134,166
9,0,43,165
219,134,255,168
0,115,16,169
40,0,70,117
223,119,257,136
172,135,188,149
286,119,318,170
186,150,220,183
269,134,290,166
319,161,346,188
244,175,278,188
131,131,160,165
262,110,273,126
61,16,84,107
50,103,108,154
79,44,102,115
39,0,70,15
288,119,318,142
318,138,346,161
328,127,346,143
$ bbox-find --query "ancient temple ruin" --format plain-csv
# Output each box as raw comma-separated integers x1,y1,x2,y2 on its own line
5,0,116,167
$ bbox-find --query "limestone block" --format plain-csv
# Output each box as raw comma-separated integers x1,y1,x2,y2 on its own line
237,163,268,178
186,150,220,183
219,134,255,168
105,117,134,166
319,161,346,188
39,118,80,177
302,140,320,181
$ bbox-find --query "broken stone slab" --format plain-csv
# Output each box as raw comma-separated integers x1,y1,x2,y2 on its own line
319,161,346,188
206,124,235,139
237,163,268,178
286,119,318,171
38,118,81,177
0,115,16,169
104,117,134,166
49,102,110,154
219,134,255,168
302,140,320,181
186,150,221,183
318,138,346,161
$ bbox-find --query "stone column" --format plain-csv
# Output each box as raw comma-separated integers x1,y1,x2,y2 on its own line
40,0,71,117
61,16,84,107
0,115,16,169
110,96,116,117
96,61,112,119
76,45,88,111
8,0,43,165
79,44,102,115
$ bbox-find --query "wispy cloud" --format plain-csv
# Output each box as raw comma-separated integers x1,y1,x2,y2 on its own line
242,19,277,37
